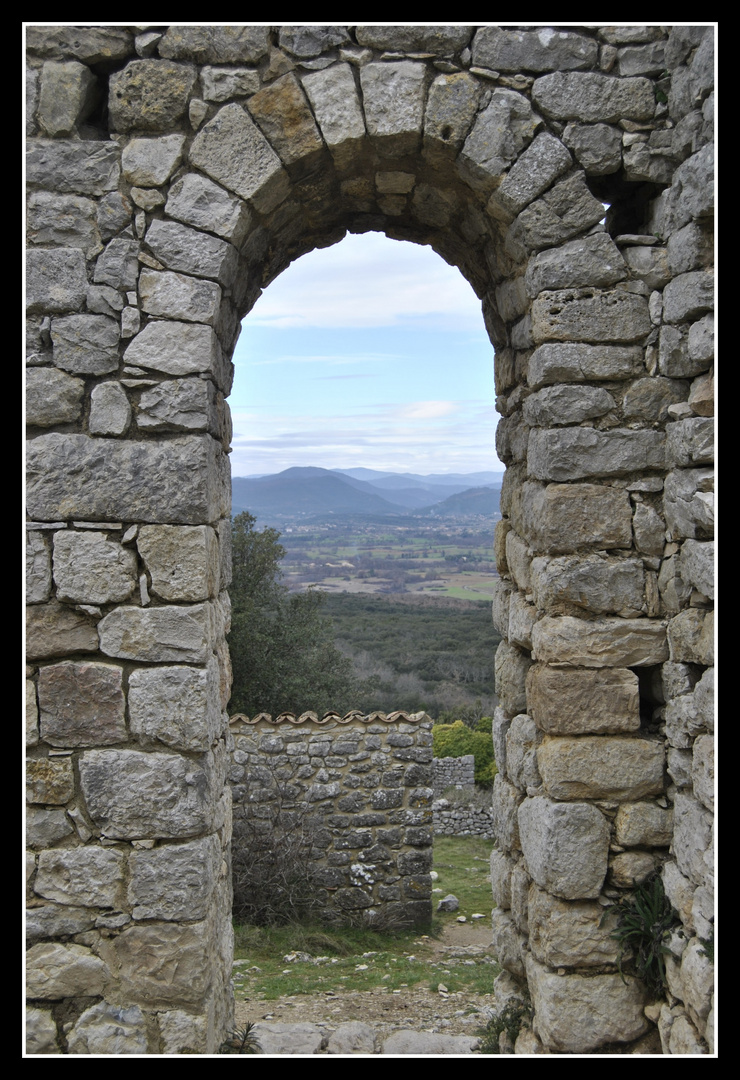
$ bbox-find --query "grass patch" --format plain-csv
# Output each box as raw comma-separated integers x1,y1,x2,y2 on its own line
432,834,493,920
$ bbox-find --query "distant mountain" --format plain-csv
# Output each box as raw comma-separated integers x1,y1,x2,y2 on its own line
418,486,501,518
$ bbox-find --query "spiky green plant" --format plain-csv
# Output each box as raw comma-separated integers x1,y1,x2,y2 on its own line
607,873,678,994
220,1022,261,1055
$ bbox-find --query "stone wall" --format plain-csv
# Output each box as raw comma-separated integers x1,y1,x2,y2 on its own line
433,797,495,840
26,23,714,1055
433,754,475,795
228,711,433,926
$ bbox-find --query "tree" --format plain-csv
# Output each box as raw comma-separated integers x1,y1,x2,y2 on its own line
227,512,359,716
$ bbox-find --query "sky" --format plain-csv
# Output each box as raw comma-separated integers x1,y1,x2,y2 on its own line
229,231,504,478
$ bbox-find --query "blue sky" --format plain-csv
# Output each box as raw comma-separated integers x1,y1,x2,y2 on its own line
229,231,504,478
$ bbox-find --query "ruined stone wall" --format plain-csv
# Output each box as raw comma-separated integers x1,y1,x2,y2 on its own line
433,754,476,795
228,712,433,926
26,23,714,1056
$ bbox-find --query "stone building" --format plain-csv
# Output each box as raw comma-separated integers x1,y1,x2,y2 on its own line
26,24,714,1054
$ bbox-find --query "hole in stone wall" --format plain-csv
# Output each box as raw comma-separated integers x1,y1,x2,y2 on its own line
585,174,664,237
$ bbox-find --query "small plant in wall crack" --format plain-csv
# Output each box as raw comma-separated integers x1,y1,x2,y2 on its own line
220,1022,261,1054
604,872,679,994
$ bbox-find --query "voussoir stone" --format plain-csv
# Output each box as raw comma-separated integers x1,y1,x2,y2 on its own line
360,62,426,155
526,665,640,734
460,88,540,188
247,73,323,166
38,661,126,746
164,173,252,244
424,73,482,154
79,748,220,838
302,63,366,151
490,133,572,219
531,615,668,667
128,659,222,751
109,60,196,132
537,735,665,801
518,796,610,899
512,174,606,251
121,134,186,186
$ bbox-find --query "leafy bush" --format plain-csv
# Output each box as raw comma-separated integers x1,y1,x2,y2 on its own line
433,720,496,786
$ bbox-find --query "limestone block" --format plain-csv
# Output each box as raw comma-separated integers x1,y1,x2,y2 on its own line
664,468,713,541
623,377,689,422
158,1010,209,1055
53,531,137,604
114,919,215,1005
510,861,531,932
658,324,704,379
666,418,713,467
668,608,713,666
26,807,74,849
38,60,97,136
688,370,713,417
302,63,366,156
26,191,101,257
26,139,120,196
525,953,648,1052
633,503,666,558
93,238,141,291
26,248,87,315
137,524,219,602
491,907,525,978
505,714,541,791
89,381,131,436
79,747,221,838
667,222,713,277
460,89,539,188
473,26,597,73
491,577,514,637
528,427,664,482
528,884,619,967
27,433,228,525
663,860,696,931
526,664,640,734
121,134,186,186
528,342,643,388
327,1022,376,1055
27,26,134,63
530,554,644,617
189,102,289,214
672,792,712,887
490,849,514,910
505,530,531,592
688,313,714,365
25,1007,59,1054
165,174,252,245
525,233,626,295
517,481,633,555
129,835,220,921
139,269,222,325
513,174,606,250
493,707,512,778
26,678,39,748
25,601,99,660
490,133,572,220
522,384,614,428
615,802,673,847
532,72,655,122
692,734,714,812
537,735,664,801
532,287,651,344
663,271,714,324
669,1012,706,1054
201,66,261,102
424,73,482,154
144,219,237,285
50,313,120,375
26,941,109,1000
531,615,668,667
98,603,213,664
622,245,671,291
26,530,52,603
247,73,323,165
608,850,656,887
679,539,714,600
360,62,426,157
492,774,523,853
518,796,610,899
26,756,74,806
494,640,531,717
67,1001,148,1055
509,592,536,651
159,25,270,63
563,122,622,175
35,846,125,908
97,192,133,241
38,661,126,747
128,659,222,752
108,60,195,132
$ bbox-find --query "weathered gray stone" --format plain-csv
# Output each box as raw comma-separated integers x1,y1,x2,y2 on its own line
474,27,597,73
672,792,712,887
516,480,633,555
25,1007,59,1054
525,234,626,296
538,735,664,801
623,377,690,422
632,502,666,558
145,219,237,284
124,320,221,380
26,248,87,315
505,714,541,791
528,427,664,482
129,660,222,752
356,26,472,53
518,796,610,899
97,192,133,239
27,433,228,525
50,313,120,376
383,1029,480,1054
533,72,656,122
424,73,482,155
27,26,134,63
513,174,606,251
26,191,101,257
93,238,140,291
490,849,514,910
25,942,109,1000
666,418,713,468
109,60,196,132
360,62,426,157
139,269,222,325
38,60,97,137
98,603,214,664
327,1021,376,1054
692,734,714,813
35,846,125,907
189,102,289,214
562,122,622,174
526,954,648,1052
26,139,120,196
622,245,671,290
247,73,323,166
26,367,84,427
492,773,523,853
680,539,714,600
522,384,614,428
53,530,136,604
664,468,714,541
201,66,260,103
158,1010,209,1055
89,381,131,436
67,1001,148,1055
528,343,643,387
136,525,219,601
79,748,220,839
490,133,572,219
38,661,126,747
159,26,271,64
165,173,252,244
302,63,366,160
494,640,531,717
532,288,651,344
26,757,74,805
26,677,39,746
663,271,714,324
129,835,220,920
26,807,74,850
526,665,640,734
491,906,525,978
505,530,531,592
113,919,216,1004
532,614,668,667
460,89,540,188
528,883,619,967
25,602,99,660
509,592,536,651
530,554,644,617
121,135,186,186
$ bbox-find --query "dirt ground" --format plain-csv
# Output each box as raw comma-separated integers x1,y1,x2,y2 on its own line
233,919,497,1039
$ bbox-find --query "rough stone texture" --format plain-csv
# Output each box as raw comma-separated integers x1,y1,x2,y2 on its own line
615,802,673,847
128,835,221,921
525,233,626,295
50,313,120,376
532,72,655,122
109,60,196,132
26,367,84,427
38,661,126,747
26,140,121,196
165,173,252,243
530,554,645,617
460,89,539,188
26,602,99,660
26,248,88,315
526,665,640,734
67,1002,148,1055
25,942,109,999
128,660,222,752
136,525,219,601
89,381,132,436
98,604,214,664
537,735,665,801
513,175,606,251
518,796,610,899
516,481,633,554
528,343,643,388
25,1007,60,1054
26,190,101,257
52,530,137,604
528,883,619,966
531,288,651,344
531,615,668,667
474,27,597,73
34,846,125,908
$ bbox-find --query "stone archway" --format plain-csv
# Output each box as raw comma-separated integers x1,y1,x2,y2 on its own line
26,25,714,1055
